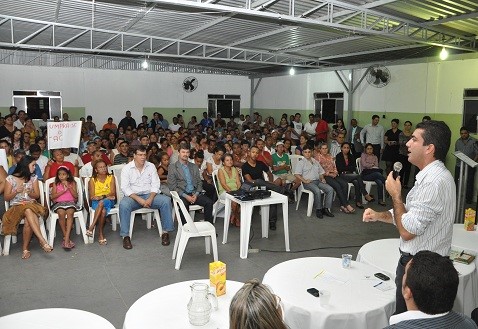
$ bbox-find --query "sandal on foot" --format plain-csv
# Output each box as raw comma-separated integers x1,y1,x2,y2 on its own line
355,202,364,209
41,243,53,253
22,250,31,259
340,206,350,214
98,238,108,245
62,240,72,250
86,230,93,237
346,205,356,213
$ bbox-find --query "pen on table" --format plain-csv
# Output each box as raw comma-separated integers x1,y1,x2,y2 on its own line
373,282,383,288
314,270,325,279
460,250,465,256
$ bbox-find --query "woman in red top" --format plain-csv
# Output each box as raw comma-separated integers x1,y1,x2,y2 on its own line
44,149,78,180
316,143,355,213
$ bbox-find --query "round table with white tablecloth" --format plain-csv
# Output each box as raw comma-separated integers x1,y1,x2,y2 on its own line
0,308,115,329
262,257,396,329
356,238,477,315
123,280,244,329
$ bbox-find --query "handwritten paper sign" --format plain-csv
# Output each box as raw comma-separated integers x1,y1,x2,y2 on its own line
47,121,82,149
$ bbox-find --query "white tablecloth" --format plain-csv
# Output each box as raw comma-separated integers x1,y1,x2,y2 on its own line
262,257,396,329
0,308,115,329
223,190,289,258
453,224,478,267
356,238,478,315
123,280,244,329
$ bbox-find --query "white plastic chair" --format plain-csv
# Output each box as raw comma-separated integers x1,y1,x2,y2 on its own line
44,177,89,246
356,158,385,204
170,191,218,270
112,163,167,239
2,182,48,255
293,155,325,217
211,169,225,223
84,176,120,242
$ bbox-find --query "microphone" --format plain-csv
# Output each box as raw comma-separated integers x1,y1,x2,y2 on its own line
393,162,403,179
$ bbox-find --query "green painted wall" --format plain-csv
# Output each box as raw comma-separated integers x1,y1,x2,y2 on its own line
0,107,9,116
63,107,85,121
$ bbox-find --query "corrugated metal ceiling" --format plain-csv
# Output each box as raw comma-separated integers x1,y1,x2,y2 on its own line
0,0,476,75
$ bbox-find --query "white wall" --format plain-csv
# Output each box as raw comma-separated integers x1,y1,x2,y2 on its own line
0,65,251,123
253,57,478,116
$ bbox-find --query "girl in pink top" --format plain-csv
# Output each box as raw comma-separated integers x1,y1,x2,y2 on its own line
50,167,81,249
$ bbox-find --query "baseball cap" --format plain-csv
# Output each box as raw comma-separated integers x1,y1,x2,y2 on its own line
243,129,251,134
276,141,284,147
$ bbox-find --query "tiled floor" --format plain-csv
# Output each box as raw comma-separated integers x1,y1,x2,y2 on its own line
0,196,403,328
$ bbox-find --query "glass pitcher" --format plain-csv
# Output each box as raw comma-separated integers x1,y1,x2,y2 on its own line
187,282,218,326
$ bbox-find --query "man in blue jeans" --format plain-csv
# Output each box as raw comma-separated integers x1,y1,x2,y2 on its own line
119,146,174,249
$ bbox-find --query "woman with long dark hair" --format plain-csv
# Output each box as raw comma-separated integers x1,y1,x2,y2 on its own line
2,156,52,259
335,142,374,208
316,143,355,213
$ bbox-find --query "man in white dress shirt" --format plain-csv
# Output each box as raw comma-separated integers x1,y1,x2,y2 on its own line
363,120,455,315
385,251,477,329
360,115,384,161
119,146,174,249
303,114,317,140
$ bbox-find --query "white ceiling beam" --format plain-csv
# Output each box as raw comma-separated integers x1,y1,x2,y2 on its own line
319,44,426,60
421,11,478,26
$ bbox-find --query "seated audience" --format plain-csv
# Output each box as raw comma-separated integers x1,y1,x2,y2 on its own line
103,117,118,132
119,146,174,249
386,250,478,328
316,143,355,213
87,160,116,246
241,146,291,230
293,145,334,218
335,142,374,208
80,150,104,177
50,166,81,250
217,153,242,227
360,143,386,206
203,145,225,202
168,143,214,224
229,279,287,329
157,152,171,196
44,149,78,180
271,141,300,196
2,156,52,259
8,149,43,180
113,140,131,165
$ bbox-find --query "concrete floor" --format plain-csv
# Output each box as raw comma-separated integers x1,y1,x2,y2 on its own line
0,195,401,328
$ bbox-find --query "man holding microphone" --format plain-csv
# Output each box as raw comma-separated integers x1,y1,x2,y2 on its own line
363,120,456,315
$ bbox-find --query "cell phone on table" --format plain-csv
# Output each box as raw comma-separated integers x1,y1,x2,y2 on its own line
307,288,320,297
374,272,390,281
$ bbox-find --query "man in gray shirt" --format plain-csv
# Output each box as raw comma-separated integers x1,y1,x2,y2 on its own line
293,145,334,218
360,115,384,161
454,126,478,204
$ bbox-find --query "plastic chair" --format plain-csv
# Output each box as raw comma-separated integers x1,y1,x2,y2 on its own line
356,158,385,204
170,191,218,270
293,155,326,217
113,163,167,238
84,176,119,242
211,169,226,223
2,182,48,255
44,177,89,246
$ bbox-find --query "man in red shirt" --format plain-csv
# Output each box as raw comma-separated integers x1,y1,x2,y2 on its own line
315,114,329,142
82,141,112,165
255,139,272,168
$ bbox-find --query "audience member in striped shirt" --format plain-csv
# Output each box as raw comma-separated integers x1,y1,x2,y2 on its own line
362,120,456,315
